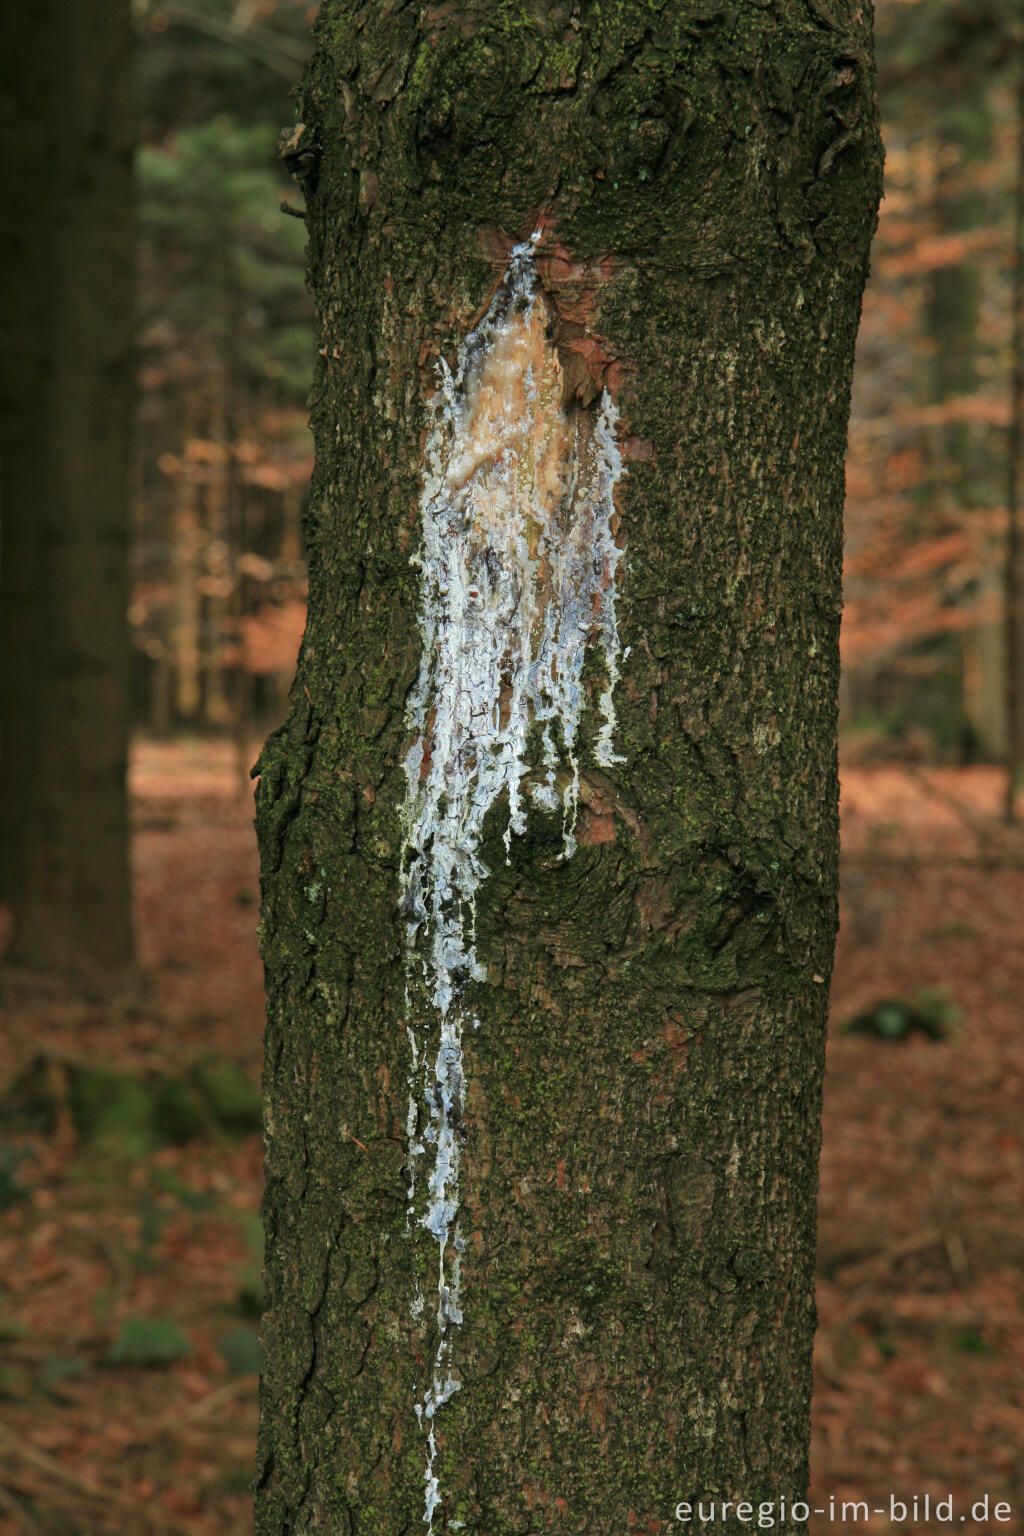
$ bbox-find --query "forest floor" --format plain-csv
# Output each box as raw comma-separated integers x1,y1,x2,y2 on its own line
0,740,1022,1535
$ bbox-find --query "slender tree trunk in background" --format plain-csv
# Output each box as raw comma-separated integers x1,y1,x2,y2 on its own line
1006,41,1024,818
920,83,992,761
223,242,254,797
255,4,881,1532
172,437,204,725
151,648,173,741
924,88,990,501
204,394,232,730
0,0,135,982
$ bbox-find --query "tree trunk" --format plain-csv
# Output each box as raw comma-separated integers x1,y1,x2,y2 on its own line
919,81,992,767
172,427,204,726
1006,37,1024,817
255,4,882,1532
923,85,990,504
0,0,135,981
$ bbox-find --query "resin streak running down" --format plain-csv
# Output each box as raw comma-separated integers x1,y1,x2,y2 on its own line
399,234,624,1529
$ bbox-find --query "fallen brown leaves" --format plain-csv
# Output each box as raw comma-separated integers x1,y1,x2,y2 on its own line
813,766,1024,1533
0,747,1021,1534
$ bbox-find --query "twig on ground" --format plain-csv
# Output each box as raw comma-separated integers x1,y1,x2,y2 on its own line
815,1228,948,1392
904,762,1001,855
140,1371,258,1439
0,1480,42,1534
0,1450,197,1536
847,850,1024,869
0,1417,117,1502
832,1226,943,1292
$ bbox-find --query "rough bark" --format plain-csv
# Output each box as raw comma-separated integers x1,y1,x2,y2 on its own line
0,0,135,980
255,3,882,1533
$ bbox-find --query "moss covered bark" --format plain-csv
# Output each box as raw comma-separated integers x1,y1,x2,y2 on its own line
255,3,882,1531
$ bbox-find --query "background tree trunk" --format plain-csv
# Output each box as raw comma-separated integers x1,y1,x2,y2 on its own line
255,3,882,1532
1006,37,1024,816
0,0,135,982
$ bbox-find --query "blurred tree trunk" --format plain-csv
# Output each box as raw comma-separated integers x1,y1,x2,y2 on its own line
255,3,881,1532
920,81,998,764
923,87,991,502
222,240,254,797
172,419,204,726
203,392,232,731
1007,39,1024,817
0,0,135,982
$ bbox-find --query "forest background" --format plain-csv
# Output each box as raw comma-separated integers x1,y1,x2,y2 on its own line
0,1,1022,1532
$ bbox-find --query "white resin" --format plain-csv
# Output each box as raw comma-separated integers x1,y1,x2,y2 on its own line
399,233,624,1529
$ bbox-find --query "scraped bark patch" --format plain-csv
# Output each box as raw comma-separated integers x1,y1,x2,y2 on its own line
399,233,624,1529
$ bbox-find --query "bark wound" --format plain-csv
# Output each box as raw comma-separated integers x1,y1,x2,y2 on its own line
399,234,624,1529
